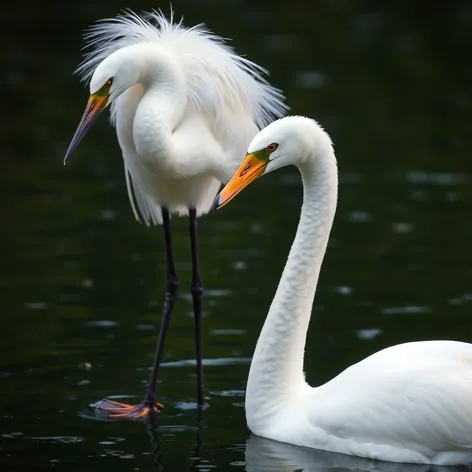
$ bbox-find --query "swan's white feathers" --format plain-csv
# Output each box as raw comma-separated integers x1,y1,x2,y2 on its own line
76,9,287,130
304,341,472,461
238,116,472,465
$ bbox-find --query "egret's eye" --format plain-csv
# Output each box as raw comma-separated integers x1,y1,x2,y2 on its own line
267,143,278,153
105,78,113,87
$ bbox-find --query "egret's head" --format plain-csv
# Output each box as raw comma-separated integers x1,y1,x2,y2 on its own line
63,48,139,165
214,116,328,209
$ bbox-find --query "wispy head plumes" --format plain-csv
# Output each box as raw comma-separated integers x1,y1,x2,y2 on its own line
74,8,288,129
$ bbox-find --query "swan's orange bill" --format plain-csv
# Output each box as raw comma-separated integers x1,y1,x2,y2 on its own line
63,93,109,165
213,153,268,210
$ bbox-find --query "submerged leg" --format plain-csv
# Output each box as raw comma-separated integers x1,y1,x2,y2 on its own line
189,207,204,406
97,207,178,420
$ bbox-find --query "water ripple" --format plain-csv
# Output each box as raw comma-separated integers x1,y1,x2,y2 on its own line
356,328,382,340
28,436,84,444
405,171,469,186
161,357,251,368
210,329,246,336
86,320,119,328
382,306,431,315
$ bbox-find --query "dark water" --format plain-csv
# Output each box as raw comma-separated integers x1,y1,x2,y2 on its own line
2,1,472,471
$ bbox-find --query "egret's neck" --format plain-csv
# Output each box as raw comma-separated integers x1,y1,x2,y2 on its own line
245,149,338,428
132,47,187,158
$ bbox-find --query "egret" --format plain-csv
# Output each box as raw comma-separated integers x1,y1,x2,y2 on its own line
63,10,287,419
214,116,472,465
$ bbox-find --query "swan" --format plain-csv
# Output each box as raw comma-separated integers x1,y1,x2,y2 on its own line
214,115,472,465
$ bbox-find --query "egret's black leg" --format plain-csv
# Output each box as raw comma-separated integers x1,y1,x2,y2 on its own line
96,208,178,420
189,207,204,406
145,207,179,404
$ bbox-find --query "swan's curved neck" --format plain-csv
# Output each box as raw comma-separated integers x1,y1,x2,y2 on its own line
117,45,187,158
245,148,338,426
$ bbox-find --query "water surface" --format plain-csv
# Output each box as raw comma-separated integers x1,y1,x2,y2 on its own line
2,1,472,470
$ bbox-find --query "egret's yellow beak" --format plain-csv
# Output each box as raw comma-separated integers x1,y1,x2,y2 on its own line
213,153,268,210
63,93,109,165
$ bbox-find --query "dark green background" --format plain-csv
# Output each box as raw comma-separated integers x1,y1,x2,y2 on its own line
1,1,472,470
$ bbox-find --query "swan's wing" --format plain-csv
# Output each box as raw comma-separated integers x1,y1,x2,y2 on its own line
308,341,472,455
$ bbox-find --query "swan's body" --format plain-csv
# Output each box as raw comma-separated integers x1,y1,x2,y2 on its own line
215,116,472,466
63,10,286,419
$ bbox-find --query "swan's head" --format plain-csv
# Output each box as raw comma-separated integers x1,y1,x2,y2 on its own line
214,116,332,209
63,47,140,165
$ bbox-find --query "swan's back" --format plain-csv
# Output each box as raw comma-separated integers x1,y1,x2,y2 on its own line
301,340,472,464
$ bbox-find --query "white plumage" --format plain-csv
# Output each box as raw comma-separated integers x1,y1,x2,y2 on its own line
71,9,287,224
215,116,472,466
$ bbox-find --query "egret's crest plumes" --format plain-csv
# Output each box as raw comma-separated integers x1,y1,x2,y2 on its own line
75,9,288,128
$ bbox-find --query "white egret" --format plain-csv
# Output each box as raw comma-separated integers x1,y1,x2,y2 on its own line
63,9,287,419
214,116,472,465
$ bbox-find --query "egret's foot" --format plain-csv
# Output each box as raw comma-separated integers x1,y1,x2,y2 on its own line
96,399,163,420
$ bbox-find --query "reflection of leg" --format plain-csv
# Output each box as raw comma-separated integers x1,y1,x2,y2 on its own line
190,407,205,471
147,417,167,471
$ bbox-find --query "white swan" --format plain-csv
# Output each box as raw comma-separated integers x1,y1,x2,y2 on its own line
214,115,472,466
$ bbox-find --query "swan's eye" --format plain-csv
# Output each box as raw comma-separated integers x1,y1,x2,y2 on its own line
267,143,278,153
105,78,113,87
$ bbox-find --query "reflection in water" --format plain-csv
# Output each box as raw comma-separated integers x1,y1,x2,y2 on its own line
2,0,472,470
188,409,204,472
245,435,464,472
147,419,168,472
146,409,205,472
